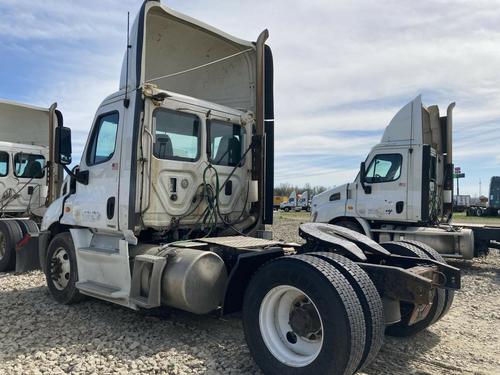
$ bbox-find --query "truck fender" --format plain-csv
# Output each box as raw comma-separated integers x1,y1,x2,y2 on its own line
222,248,284,315
354,217,373,239
40,196,65,231
330,216,373,239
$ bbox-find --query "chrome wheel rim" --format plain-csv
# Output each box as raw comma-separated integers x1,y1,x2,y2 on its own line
259,285,324,367
50,247,71,290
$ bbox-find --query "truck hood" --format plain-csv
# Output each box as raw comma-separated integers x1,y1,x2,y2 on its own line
312,184,348,207
120,0,266,113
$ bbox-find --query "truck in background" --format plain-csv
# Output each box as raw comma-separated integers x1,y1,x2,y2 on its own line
453,194,471,212
272,195,288,209
466,177,500,217
0,100,63,272
27,2,461,373
296,190,311,211
311,96,500,259
279,190,310,211
279,190,297,211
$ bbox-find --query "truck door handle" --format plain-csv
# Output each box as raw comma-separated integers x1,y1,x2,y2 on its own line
107,197,115,220
396,201,404,214
225,180,233,196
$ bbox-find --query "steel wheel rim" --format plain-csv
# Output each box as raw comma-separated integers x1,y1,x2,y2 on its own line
259,285,324,367
0,231,5,260
50,247,71,290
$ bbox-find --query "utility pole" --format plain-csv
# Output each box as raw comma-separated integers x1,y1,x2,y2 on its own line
453,167,465,197
479,178,482,197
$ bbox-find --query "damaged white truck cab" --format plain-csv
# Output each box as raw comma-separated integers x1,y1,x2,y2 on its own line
39,2,461,374
312,96,498,259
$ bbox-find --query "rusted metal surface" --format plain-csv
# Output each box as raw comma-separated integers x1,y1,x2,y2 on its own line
358,263,436,305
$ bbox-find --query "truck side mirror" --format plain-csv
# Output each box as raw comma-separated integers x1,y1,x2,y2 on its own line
360,162,372,194
55,126,72,166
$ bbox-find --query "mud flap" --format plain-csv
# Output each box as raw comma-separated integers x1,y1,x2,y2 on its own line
15,234,40,272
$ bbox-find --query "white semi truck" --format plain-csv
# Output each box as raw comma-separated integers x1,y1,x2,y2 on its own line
12,2,461,374
0,100,63,272
280,190,310,212
311,96,500,259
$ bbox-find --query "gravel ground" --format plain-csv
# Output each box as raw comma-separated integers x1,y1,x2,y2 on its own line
0,213,499,374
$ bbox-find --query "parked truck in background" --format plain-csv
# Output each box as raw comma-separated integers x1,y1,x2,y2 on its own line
272,195,288,209
1,2,462,373
279,190,310,212
0,99,63,272
466,176,500,217
296,190,311,211
453,194,470,212
311,96,500,258
279,190,297,211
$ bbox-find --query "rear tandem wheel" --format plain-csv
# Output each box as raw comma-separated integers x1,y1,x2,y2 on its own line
243,254,367,375
381,241,446,337
0,220,23,272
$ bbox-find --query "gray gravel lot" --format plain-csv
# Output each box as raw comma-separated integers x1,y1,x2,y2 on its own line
0,213,499,374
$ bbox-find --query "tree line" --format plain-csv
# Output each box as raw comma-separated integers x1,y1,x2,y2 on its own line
273,183,330,198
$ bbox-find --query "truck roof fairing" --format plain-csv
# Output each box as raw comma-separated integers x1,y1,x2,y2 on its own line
0,99,53,148
120,0,265,114
381,95,454,163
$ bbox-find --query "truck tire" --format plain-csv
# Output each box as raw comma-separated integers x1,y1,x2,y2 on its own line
309,252,384,372
476,207,483,217
45,232,84,304
381,241,446,337
243,254,366,375
284,207,290,212
15,219,39,235
333,220,364,235
0,220,23,272
398,240,454,322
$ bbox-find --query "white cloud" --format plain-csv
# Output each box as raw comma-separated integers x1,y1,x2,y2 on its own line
1,0,500,194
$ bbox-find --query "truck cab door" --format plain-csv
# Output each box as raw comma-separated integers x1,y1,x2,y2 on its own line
63,105,122,231
356,148,409,221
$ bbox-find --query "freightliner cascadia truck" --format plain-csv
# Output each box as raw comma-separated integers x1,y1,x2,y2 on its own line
2,2,461,374
312,96,500,259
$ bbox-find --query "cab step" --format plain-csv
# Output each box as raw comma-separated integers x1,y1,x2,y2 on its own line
76,280,129,299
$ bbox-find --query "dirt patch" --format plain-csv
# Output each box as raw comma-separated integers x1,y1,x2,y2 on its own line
0,213,498,374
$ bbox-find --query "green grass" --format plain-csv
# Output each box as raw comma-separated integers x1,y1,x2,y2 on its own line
452,211,500,225
275,209,500,226
273,210,311,221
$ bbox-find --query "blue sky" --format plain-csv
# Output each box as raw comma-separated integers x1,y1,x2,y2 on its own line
1,0,499,197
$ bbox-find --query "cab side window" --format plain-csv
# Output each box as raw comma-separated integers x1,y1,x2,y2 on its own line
87,112,119,166
209,120,246,167
153,109,200,161
0,152,8,177
365,154,402,183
